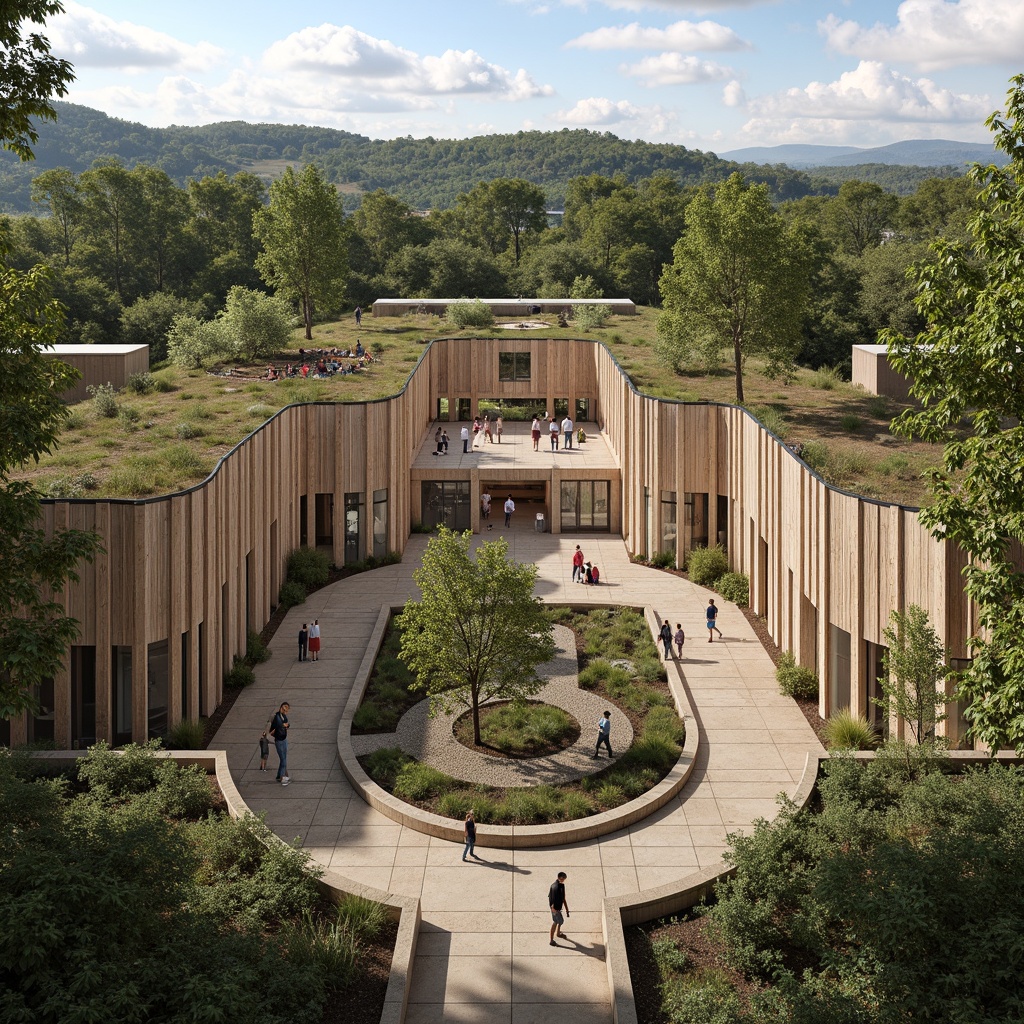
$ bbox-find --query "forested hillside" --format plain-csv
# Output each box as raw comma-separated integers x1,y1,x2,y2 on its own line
0,102,822,213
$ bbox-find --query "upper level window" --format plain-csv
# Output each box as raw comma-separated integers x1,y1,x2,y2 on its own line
499,352,531,382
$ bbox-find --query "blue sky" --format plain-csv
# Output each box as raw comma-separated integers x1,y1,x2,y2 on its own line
45,0,1024,152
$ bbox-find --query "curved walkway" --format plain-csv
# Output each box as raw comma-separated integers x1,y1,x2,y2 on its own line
351,625,636,787
211,529,823,1024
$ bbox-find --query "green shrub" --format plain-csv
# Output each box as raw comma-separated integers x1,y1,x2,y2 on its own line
86,382,118,417
776,651,818,700
337,894,388,941
225,655,255,688
248,403,275,420
866,395,891,418
353,701,394,731
661,969,743,1024
41,474,84,498
246,630,270,665
749,404,788,440
572,303,611,331
283,909,358,989
435,790,476,820
686,545,729,586
125,371,155,394
597,783,627,807
393,762,456,800
878,453,911,477
578,659,631,691
278,579,306,609
800,439,830,473
840,413,862,432
117,405,140,431
650,550,676,569
652,936,691,975
621,735,680,771
717,572,749,607
175,421,204,439
164,444,208,476
812,365,842,390
152,369,176,393
560,791,596,819
445,299,494,328
287,547,331,589
644,705,685,745
824,708,877,750
64,409,85,430
603,765,658,798
363,747,411,786
477,702,576,752
167,718,206,749
634,656,666,684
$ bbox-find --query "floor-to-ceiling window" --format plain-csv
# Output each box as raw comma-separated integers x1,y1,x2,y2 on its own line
421,482,471,531
560,481,610,531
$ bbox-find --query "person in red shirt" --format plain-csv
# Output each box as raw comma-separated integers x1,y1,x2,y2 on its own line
572,545,584,583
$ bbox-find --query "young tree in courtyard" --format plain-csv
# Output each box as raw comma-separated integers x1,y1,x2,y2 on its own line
657,173,810,403
396,528,556,745
876,605,951,745
253,164,348,340
887,76,1024,753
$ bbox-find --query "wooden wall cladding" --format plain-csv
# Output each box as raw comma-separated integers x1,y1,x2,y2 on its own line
28,336,971,748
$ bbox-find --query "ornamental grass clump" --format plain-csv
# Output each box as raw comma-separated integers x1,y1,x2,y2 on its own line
823,708,877,750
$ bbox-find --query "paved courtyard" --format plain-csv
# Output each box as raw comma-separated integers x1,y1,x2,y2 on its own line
211,527,823,1024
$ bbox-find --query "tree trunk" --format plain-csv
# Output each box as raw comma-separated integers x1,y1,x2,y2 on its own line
472,699,482,746
733,329,744,404
303,295,313,340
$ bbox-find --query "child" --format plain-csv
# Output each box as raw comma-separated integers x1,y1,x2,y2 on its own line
674,623,685,658
591,564,600,585
259,730,270,772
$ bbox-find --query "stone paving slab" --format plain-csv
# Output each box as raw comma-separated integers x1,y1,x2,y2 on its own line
210,532,823,1024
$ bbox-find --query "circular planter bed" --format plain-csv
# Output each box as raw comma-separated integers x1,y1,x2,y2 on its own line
453,700,581,758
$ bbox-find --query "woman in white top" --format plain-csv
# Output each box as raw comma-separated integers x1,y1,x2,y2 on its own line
308,619,322,661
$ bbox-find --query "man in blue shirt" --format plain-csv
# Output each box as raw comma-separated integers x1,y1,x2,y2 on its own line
592,710,613,758
270,702,290,785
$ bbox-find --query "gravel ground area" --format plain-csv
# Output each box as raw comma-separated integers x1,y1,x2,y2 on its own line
349,625,634,787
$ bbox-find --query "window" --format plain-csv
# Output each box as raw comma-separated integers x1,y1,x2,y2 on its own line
113,646,133,745
344,492,365,564
28,676,55,745
683,492,709,553
560,481,610,531
660,491,677,562
421,481,471,531
498,352,531,382
147,640,169,739
373,488,388,559
829,625,851,712
71,645,97,749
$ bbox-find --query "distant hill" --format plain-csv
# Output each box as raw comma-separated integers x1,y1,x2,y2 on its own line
721,139,1006,170
0,101,821,214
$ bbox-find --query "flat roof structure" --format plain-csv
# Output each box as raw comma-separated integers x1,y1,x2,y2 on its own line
851,343,912,401
43,343,150,404
371,297,637,317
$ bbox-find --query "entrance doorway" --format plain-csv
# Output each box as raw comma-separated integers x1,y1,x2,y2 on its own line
560,480,610,531
484,482,547,528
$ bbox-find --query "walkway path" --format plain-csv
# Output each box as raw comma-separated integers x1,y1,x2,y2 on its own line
212,528,823,1024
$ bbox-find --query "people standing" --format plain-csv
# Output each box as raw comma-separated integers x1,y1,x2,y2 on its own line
441,429,449,454
592,709,613,758
481,490,491,522
308,619,321,662
548,872,569,945
674,623,685,658
461,425,470,454
434,426,443,456
270,702,290,785
658,618,673,658
504,494,515,528
531,415,542,451
562,414,574,450
463,810,478,861
549,417,559,451
354,305,362,326
259,730,269,772
472,416,482,447
572,544,584,583
496,415,503,443
298,623,309,662
706,598,723,642
483,414,492,443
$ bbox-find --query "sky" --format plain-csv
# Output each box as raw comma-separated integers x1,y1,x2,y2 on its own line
41,0,1024,153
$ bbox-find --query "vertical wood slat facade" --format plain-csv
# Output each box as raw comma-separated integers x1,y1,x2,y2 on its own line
28,337,971,748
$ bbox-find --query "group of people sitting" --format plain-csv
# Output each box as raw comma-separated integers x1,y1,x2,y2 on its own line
265,342,375,381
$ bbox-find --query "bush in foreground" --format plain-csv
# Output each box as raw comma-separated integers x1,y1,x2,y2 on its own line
775,651,818,700
717,572,749,607
686,545,729,586
287,547,331,589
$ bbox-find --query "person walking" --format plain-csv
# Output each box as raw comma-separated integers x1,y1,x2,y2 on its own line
481,490,491,522
354,305,362,326
270,702,290,785
441,429,449,454
706,598,723,642
495,415,503,443
463,810,478,861
504,494,515,528
483,414,493,443
659,619,673,658
572,544,584,583
549,872,569,945
308,619,321,662
592,709,613,758
461,425,470,454
561,414,574,450
434,426,443,456
548,417,559,451
298,623,309,662
674,623,686,658
531,415,542,451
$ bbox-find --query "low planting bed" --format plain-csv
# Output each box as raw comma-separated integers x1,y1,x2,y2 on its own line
355,607,686,825
625,749,1024,1024
0,743,395,1024
454,700,581,758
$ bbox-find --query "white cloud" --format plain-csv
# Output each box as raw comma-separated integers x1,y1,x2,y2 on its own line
746,61,990,123
623,53,735,86
565,0,768,9
263,24,551,100
820,0,1024,72
557,96,679,136
48,1,223,72
723,79,745,107
567,19,750,51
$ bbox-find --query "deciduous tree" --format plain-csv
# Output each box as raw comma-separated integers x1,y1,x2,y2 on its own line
657,173,810,402
888,75,1024,753
218,286,293,362
396,528,556,745
253,164,347,340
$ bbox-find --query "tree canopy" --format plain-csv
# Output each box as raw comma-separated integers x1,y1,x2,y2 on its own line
657,172,811,402
253,164,348,340
887,74,1024,753
396,528,556,745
